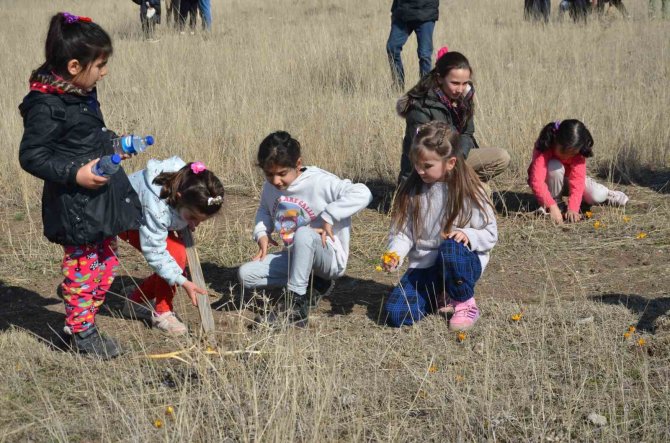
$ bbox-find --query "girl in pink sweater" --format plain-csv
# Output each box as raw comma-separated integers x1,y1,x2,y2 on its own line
527,119,628,224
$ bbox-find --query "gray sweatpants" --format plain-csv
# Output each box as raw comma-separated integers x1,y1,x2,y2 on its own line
238,227,339,296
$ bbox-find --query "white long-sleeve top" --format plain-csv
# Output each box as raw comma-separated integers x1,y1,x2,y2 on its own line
253,166,372,276
127,157,190,286
388,183,498,270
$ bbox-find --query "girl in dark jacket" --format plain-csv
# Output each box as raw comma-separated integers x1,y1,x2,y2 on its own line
18,13,143,359
396,48,510,184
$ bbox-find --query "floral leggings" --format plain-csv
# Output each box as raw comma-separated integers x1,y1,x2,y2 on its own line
61,238,119,334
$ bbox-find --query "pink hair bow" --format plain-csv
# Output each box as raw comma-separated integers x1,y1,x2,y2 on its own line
190,162,207,174
437,46,449,60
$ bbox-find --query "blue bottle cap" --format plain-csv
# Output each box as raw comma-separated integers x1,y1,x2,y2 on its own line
145,135,155,145
111,154,122,164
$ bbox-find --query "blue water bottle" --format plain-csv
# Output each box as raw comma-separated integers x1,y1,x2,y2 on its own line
112,134,155,155
92,154,122,177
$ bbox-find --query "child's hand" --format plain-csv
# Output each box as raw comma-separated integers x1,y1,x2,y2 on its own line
444,230,470,245
253,235,278,261
76,159,109,189
564,210,582,223
548,204,564,225
313,221,335,247
381,251,400,272
182,280,207,306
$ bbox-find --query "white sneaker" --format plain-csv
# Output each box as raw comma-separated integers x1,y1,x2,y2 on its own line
152,311,188,336
121,298,154,321
607,190,629,206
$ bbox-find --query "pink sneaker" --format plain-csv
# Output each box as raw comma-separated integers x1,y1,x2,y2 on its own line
449,298,480,331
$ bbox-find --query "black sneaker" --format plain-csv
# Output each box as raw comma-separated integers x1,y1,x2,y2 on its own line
70,326,121,360
308,275,335,308
256,293,309,328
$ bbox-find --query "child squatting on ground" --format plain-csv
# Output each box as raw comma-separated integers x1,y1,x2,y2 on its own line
383,121,498,330
527,119,629,225
119,158,225,335
18,13,143,359
237,131,372,327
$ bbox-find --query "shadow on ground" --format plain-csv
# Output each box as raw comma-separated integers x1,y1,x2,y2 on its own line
364,179,397,214
592,293,670,333
493,190,538,215
595,155,670,195
0,280,68,348
199,262,393,323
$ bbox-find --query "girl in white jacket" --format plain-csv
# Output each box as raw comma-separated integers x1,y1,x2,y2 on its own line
119,157,224,335
238,131,372,327
383,121,497,331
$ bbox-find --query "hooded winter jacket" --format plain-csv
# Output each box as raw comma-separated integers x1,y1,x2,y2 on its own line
391,0,439,23
19,90,142,245
396,89,478,180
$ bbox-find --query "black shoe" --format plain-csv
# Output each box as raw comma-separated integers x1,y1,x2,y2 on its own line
70,326,121,360
308,275,335,308
255,293,309,328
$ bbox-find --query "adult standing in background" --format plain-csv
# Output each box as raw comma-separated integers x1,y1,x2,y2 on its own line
199,0,212,30
139,0,162,40
524,0,551,22
386,0,439,91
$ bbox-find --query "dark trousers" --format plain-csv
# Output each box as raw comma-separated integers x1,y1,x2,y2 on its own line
140,0,162,37
179,0,200,30
524,0,551,22
384,239,482,327
386,19,435,90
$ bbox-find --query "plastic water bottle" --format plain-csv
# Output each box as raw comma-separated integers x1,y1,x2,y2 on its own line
92,154,122,177
112,135,155,155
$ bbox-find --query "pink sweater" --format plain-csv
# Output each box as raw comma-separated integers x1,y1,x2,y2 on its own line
527,149,586,213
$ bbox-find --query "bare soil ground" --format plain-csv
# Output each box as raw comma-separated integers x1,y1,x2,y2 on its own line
0,178,668,441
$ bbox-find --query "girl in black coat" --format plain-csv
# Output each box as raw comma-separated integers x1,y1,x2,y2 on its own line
18,13,143,359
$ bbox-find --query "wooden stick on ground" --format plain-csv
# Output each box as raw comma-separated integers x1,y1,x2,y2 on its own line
180,228,216,336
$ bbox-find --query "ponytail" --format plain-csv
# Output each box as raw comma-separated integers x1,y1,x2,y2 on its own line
35,12,113,78
153,162,225,216
535,119,594,158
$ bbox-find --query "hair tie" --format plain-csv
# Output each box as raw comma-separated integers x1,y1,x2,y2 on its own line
190,162,207,174
437,46,449,60
553,120,561,132
207,196,223,206
62,12,92,24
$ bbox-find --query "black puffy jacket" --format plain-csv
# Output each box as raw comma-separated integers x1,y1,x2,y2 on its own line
391,0,439,23
18,90,143,246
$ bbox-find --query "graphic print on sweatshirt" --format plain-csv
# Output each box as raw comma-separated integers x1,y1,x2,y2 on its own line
273,196,317,246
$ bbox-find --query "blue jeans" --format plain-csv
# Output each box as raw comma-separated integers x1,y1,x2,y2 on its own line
386,20,435,89
384,239,482,327
198,0,212,30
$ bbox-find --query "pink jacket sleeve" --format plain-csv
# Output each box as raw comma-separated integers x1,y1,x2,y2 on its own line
527,149,556,209
566,155,586,212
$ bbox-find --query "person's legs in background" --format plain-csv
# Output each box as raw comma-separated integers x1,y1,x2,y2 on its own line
198,0,212,31
386,20,411,90
414,20,435,80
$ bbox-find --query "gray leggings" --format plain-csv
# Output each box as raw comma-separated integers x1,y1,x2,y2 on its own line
238,227,339,296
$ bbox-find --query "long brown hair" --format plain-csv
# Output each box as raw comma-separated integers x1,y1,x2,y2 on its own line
153,163,225,216
390,121,490,238
406,51,475,123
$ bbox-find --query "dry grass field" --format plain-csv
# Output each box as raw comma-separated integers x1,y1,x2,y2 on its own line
0,0,669,441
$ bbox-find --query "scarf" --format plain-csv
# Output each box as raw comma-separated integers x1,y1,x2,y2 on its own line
29,71,88,96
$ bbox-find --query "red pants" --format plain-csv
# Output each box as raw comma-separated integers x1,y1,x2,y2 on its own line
61,238,119,333
118,230,186,314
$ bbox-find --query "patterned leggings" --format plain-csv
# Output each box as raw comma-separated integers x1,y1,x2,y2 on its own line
61,238,119,334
